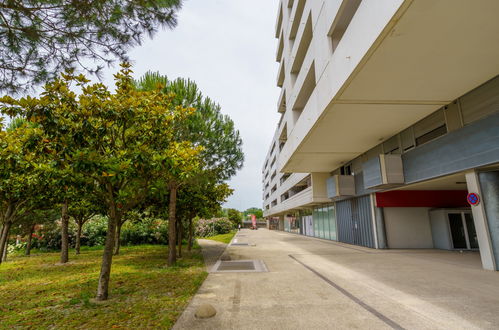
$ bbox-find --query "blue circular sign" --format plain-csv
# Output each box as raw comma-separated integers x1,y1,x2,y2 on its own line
467,193,480,206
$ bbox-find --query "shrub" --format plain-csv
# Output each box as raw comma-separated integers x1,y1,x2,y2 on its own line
9,213,170,252
80,215,108,247
195,218,233,238
120,217,168,246
30,221,76,251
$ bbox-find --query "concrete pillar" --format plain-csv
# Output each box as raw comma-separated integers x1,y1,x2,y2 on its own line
278,215,285,231
478,171,499,270
370,193,387,249
465,171,497,270
375,207,388,249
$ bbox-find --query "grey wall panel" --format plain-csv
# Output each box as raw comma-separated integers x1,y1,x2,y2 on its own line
336,196,375,248
326,176,337,198
337,200,353,245
403,112,499,183
362,157,382,190
354,196,375,248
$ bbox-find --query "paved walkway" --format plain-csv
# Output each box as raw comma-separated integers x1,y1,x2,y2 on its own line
174,229,499,330
196,239,228,271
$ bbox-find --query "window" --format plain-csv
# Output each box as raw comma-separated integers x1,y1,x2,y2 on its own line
400,128,415,152
415,125,447,146
383,136,400,154
340,164,352,176
414,109,447,146
271,185,277,194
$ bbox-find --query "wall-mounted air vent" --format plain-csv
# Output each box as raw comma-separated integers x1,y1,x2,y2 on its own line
326,175,355,199
363,154,404,189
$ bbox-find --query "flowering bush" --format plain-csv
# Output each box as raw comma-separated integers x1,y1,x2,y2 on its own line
121,217,169,246
195,218,234,237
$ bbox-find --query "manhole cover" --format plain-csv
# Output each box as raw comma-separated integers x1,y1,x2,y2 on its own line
211,260,268,273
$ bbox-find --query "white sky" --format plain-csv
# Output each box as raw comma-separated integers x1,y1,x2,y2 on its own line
109,0,281,211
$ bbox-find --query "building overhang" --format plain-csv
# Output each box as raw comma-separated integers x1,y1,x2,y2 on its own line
279,0,499,173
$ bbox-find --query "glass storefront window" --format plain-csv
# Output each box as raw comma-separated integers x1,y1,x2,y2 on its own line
311,203,337,241
323,206,330,240
328,204,337,240
313,208,319,238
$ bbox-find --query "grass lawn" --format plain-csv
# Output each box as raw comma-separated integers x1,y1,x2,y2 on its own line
203,230,237,244
0,245,207,329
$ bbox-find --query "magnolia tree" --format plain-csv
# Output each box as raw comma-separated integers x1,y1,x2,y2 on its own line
0,64,201,300
0,121,49,264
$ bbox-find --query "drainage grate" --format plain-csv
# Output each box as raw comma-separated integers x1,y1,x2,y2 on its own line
231,243,250,246
218,261,255,271
211,260,268,273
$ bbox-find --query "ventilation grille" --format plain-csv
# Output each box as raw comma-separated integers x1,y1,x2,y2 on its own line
211,260,268,273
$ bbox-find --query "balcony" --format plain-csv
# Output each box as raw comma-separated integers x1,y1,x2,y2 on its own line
290,13,313,76
277,60,285,87
288,0,306,41
277,88,286,113
275,3,283,38
276,32,284,62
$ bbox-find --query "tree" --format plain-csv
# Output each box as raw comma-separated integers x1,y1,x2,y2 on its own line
0,0,183,93
227,208,242,226
244,207,263,219
176,178,233,252
135,73,244,263
0,120,46,264
0,64,199,300
68,195,102,255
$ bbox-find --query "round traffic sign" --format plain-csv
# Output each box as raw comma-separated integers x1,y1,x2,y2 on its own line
467,193,480,206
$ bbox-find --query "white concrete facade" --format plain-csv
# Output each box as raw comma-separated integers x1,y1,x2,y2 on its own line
263,0,499,271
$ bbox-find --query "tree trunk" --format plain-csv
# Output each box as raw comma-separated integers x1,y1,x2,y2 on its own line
177,219,182,258
75,220,83,255
0,221,12,265
60,199,69,263
188,217,193,252
1,243,6,262
96,207,119,301
25,224,35,256
167,184,177,266
114,221,123,256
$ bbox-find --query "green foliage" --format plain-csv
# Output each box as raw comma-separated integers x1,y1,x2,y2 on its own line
135,73,244,182
1,64,202,221
121,216,169,246
24,214,169,251
244,207,264,220
1,0,183,93
227,208,242,225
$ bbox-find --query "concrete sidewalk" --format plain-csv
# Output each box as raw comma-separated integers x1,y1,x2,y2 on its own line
174,229,499,330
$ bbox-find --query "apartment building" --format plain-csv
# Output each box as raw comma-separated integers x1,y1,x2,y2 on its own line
262,0,499,270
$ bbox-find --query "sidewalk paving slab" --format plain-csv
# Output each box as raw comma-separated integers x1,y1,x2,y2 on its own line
174,229,499,330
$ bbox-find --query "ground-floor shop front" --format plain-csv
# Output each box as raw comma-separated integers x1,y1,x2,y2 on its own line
270,168,499,271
